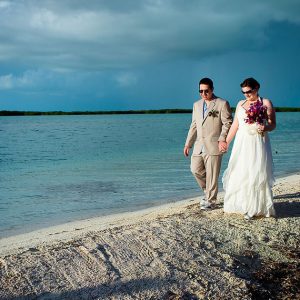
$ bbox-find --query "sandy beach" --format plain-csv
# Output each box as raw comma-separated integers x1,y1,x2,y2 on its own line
0,173,299,299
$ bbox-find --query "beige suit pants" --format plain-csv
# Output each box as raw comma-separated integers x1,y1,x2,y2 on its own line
190,153,222,203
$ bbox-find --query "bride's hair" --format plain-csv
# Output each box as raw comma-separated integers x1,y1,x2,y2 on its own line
240,78,260,90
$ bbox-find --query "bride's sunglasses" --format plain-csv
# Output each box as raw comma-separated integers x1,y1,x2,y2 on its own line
242,89,255,94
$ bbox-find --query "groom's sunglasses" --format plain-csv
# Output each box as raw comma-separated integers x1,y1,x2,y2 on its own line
199,89,210,94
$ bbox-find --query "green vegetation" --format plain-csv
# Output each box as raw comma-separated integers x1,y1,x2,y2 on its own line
274,107,300,112
0,109,192,116
0,107,299,116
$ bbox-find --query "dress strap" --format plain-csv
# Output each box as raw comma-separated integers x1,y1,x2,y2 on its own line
240,100,247,111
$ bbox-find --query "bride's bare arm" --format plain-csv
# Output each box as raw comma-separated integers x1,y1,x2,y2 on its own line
263,99,276,132
226,101,241,145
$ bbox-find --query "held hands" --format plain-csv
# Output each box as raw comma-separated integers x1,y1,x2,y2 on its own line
184,143,228,156
218,141,228,153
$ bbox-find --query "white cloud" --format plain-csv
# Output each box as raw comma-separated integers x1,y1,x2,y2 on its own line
115,72,138,87
0,70,44,89
0,74,13,89
0,1,11,9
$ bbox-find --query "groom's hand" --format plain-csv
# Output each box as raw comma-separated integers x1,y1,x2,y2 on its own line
183,146,190,157
218,141,227,153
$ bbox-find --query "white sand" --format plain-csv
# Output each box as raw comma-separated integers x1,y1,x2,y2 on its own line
0,195,200,257
0,173,299,299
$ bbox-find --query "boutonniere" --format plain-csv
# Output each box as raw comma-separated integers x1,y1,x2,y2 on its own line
208,109,219,118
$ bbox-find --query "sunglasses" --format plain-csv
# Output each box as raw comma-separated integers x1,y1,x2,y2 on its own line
242,89,255,94
199,89,210,94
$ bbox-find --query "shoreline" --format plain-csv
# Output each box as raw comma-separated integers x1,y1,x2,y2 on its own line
0,173,299,299
1,170,297,241
0,173,299,257
0,194,200,257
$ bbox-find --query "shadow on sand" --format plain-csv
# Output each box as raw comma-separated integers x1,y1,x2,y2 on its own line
274,192,300,219
4,276,198,300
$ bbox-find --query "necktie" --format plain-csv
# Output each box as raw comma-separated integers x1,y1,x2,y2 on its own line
203,101,208,118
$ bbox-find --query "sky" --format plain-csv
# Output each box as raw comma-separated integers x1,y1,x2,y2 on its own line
0,0,299,111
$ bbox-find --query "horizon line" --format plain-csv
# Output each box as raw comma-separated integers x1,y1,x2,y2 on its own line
0,107,299,116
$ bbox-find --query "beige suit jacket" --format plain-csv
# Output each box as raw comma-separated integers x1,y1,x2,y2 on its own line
185,96,233,155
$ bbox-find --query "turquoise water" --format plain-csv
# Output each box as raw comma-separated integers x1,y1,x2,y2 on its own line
0,113,299,237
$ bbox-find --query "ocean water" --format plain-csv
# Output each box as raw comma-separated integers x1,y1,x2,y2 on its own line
0,113,299,237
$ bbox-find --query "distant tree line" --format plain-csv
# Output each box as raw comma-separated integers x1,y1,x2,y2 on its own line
0,107,299,116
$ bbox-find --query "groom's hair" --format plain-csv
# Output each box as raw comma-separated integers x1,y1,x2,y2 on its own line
199,77,214,89
240,77,260,90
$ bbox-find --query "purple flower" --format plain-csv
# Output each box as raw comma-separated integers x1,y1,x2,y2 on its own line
244,100,268,125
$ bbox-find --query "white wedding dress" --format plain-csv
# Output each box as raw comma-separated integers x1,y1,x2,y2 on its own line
222,104,275,217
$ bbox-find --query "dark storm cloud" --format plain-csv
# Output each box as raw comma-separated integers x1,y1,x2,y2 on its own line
0,0,299,72
0,0,299,110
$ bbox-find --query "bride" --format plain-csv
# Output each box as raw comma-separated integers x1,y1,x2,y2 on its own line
222,77,276,220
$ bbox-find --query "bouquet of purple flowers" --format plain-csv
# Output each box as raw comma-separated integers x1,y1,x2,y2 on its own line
244,100,268,136
244,100,268,125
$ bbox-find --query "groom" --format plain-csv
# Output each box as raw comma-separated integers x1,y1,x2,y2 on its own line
184,77,232,210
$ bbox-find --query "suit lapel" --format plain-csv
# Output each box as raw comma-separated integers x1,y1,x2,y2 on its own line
202,99,217,124
198,99,204,123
